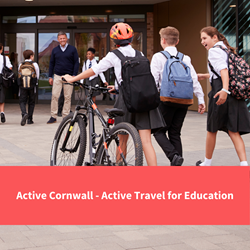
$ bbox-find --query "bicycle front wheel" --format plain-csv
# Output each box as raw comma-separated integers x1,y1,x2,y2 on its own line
50,113,87,166
96,122,143,166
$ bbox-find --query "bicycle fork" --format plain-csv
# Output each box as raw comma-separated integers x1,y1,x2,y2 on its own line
61,112,80,153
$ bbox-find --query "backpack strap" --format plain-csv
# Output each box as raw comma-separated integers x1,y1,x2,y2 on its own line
208,60,220,78
160,51,171,60
3,55,6,67
177,52,184,61
161,51,184,60
112,49,142,60
111,49,126,61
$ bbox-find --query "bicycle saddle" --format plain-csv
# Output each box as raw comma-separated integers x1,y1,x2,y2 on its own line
104,108,124,117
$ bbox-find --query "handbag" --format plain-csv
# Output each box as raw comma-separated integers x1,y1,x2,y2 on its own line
1,55,14,88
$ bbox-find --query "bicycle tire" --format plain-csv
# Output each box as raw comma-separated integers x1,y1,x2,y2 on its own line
96,122,143,166
50,113,87,166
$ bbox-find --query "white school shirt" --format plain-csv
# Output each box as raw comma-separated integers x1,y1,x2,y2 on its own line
80,58,107,83
0,55,12,73
91,45,142,90
18,59,40,84
150,46,205,105
208,41,228,82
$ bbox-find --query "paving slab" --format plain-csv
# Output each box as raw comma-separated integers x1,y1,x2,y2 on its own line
0,104,250,250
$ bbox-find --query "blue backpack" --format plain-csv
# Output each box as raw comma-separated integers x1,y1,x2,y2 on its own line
160,51,193,106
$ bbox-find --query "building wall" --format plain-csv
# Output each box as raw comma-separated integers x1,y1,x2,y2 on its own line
147,12,154,61
153,0,211,111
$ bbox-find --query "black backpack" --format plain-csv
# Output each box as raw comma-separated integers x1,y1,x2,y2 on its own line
1,55,14,89
112,49,160,113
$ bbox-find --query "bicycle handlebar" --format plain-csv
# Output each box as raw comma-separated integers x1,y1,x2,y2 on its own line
62,77,110,93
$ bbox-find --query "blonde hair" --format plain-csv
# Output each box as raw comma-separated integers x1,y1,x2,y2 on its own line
159,26,179,45
200,26,236,54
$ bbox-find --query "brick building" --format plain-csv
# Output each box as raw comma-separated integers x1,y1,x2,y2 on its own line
0,0,249,111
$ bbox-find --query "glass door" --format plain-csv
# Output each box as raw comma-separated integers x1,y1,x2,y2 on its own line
38,31,70,102
4,32,35,101
74,30,109,103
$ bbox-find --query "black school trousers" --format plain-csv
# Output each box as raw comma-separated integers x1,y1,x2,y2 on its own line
19,87,36,120
153,102,188,162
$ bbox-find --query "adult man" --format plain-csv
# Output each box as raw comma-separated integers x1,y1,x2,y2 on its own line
47,31,79,124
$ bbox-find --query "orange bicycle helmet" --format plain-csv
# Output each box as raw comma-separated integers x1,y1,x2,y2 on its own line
110,22,134,45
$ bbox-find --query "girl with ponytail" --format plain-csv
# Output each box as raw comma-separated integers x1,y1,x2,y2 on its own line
196,26,250,166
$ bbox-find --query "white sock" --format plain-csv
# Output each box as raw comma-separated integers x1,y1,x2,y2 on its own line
240,161,248,166
199,157,212,166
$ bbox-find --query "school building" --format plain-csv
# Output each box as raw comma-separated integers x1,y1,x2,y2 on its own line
0,0,249,111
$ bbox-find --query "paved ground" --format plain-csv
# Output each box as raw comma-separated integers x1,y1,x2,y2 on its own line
0,103,250,250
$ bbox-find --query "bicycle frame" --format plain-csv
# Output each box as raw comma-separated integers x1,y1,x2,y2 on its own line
60,82,127,166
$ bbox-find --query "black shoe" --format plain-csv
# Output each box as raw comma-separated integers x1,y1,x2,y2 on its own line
171,155,184,166
196,160,202,166
1,113,6,123
57,112,62,117
21,114,28,126
47,117,57,124
27,119,34,124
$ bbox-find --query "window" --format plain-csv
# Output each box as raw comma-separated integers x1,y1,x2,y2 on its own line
3,16,36,23
38,15,107,23
109,14,145,22
213,0,237,48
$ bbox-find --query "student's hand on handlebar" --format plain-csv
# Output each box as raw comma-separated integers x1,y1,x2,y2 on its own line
107,85,116,93
61,74,74,83
214,90,227,105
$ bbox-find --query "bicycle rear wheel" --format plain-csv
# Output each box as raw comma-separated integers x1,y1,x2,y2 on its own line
96,122,143,166
50,113,87,166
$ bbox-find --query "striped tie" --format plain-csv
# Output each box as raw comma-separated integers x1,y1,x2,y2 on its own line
89,61,92,69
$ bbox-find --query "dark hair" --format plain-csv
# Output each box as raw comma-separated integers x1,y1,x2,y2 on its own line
87,47,95,54
200,26,236,54
0,43,3,51
23,49,34,60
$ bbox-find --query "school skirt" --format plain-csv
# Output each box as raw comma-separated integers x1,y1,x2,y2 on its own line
85,77,101,97
114,88,166,132
207,77,250,135
0,84,7,103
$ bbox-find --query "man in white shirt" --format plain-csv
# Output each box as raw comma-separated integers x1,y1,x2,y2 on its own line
151,26,206,166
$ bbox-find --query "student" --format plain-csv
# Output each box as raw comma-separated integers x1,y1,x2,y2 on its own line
18,49,40,126
151,26,206,166
81,47,108,103
62,22,165,166
0,43,13,123
196,26,250,166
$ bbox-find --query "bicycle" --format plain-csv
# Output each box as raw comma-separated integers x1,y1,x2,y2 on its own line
50,80,143,166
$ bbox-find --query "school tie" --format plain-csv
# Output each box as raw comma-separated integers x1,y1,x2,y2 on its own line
89,61,92,69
